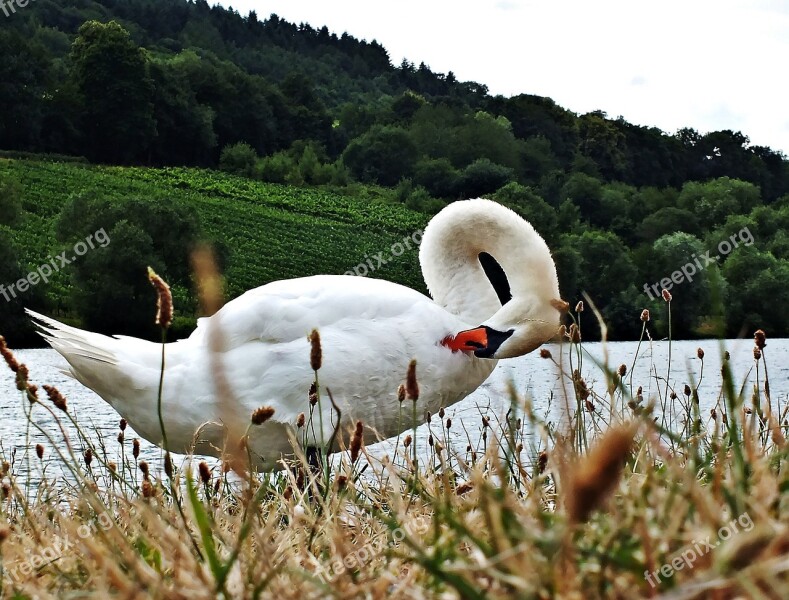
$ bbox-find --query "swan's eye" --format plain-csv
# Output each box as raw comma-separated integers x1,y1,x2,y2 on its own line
478,252,512,306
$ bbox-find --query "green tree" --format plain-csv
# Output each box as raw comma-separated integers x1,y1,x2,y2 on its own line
721,246,789,336
578,111,628,180
57,193,201,287
408,104,462,161
70,220,164,337
0,176,23,226
0,230,43,346
677,177,761,226
450,112,521,170
409,107,522,172
69,21,156,163
0,29,49,151
458,159,513,198
648,233,711,336
628,186,678,225
519,135,560,185
637,207,700,244
173,50,289,156
599,182,637,241
766,231,789,261
574,231,638,304
278,72,333,147
391,91,426,122
256,151,295,184
489,94,579,165
413,158,461,199
568,231,639,339
342,125,418,186
219,142,258,177
560,172,603,225
556,199,582,234
148,59,217,165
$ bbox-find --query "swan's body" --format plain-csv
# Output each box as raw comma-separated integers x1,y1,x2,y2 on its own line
29,199,562,469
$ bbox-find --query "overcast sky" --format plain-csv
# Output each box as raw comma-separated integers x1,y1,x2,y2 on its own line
216,0,789,154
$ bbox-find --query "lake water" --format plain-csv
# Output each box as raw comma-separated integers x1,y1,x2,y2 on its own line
1,338,787,484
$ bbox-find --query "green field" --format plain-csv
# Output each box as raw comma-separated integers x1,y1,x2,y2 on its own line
1,158,429,314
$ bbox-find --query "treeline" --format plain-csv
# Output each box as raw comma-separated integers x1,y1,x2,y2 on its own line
1,0,788,339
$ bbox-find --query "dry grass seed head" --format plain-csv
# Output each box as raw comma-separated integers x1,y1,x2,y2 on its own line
198,461,211,484
251,406,276,425
309,329,322,371
566,424,636,523
0,335,20,373
147,267,173,329
350,420,364,462
406,359,419,401
43,384,68,412
754,329,767,349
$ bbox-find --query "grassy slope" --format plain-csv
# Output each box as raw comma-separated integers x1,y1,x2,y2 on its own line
0,158,429,307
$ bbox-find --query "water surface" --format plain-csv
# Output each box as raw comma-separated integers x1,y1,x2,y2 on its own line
1,339,786,484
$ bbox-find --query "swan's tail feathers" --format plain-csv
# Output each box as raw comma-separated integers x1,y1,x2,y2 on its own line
25,309,141,402
26,309,119,366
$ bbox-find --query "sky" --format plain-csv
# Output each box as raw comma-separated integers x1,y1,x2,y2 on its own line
215,0,789,155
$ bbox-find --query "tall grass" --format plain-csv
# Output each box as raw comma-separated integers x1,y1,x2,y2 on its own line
0,289,787,599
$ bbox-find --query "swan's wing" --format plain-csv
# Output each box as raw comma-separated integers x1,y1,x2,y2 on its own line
184,275,434,350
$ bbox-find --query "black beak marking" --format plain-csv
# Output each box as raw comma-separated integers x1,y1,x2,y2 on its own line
474,326,514,359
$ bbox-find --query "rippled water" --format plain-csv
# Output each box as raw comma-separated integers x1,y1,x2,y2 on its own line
1,339,786,485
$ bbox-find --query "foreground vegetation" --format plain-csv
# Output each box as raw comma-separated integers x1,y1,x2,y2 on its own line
0,287,787,598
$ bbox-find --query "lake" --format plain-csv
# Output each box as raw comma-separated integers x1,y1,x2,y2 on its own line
1,338,787,483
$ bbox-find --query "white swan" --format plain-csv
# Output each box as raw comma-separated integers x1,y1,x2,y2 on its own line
28,199,562,469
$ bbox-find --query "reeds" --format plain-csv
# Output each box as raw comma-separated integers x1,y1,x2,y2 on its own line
0,290,787,598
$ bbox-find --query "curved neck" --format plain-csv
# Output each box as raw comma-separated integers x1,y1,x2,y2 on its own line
419,200,559,325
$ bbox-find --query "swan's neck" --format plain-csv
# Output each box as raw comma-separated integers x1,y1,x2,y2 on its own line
419,200,559,325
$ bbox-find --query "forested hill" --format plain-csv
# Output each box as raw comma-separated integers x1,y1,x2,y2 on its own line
3,0,787,192
1,0,789,343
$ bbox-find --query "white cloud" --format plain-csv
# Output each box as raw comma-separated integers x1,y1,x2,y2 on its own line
494,1,520,10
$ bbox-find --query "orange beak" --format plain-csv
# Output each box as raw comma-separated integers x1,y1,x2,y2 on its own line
442,327,488,353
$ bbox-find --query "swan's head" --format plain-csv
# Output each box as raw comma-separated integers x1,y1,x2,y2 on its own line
445,295,563,359
424,199,563,360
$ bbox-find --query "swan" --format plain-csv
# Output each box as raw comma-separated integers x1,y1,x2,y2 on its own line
28,199,562,469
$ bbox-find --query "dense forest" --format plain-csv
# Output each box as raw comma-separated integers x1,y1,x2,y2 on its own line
1,0,788,343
